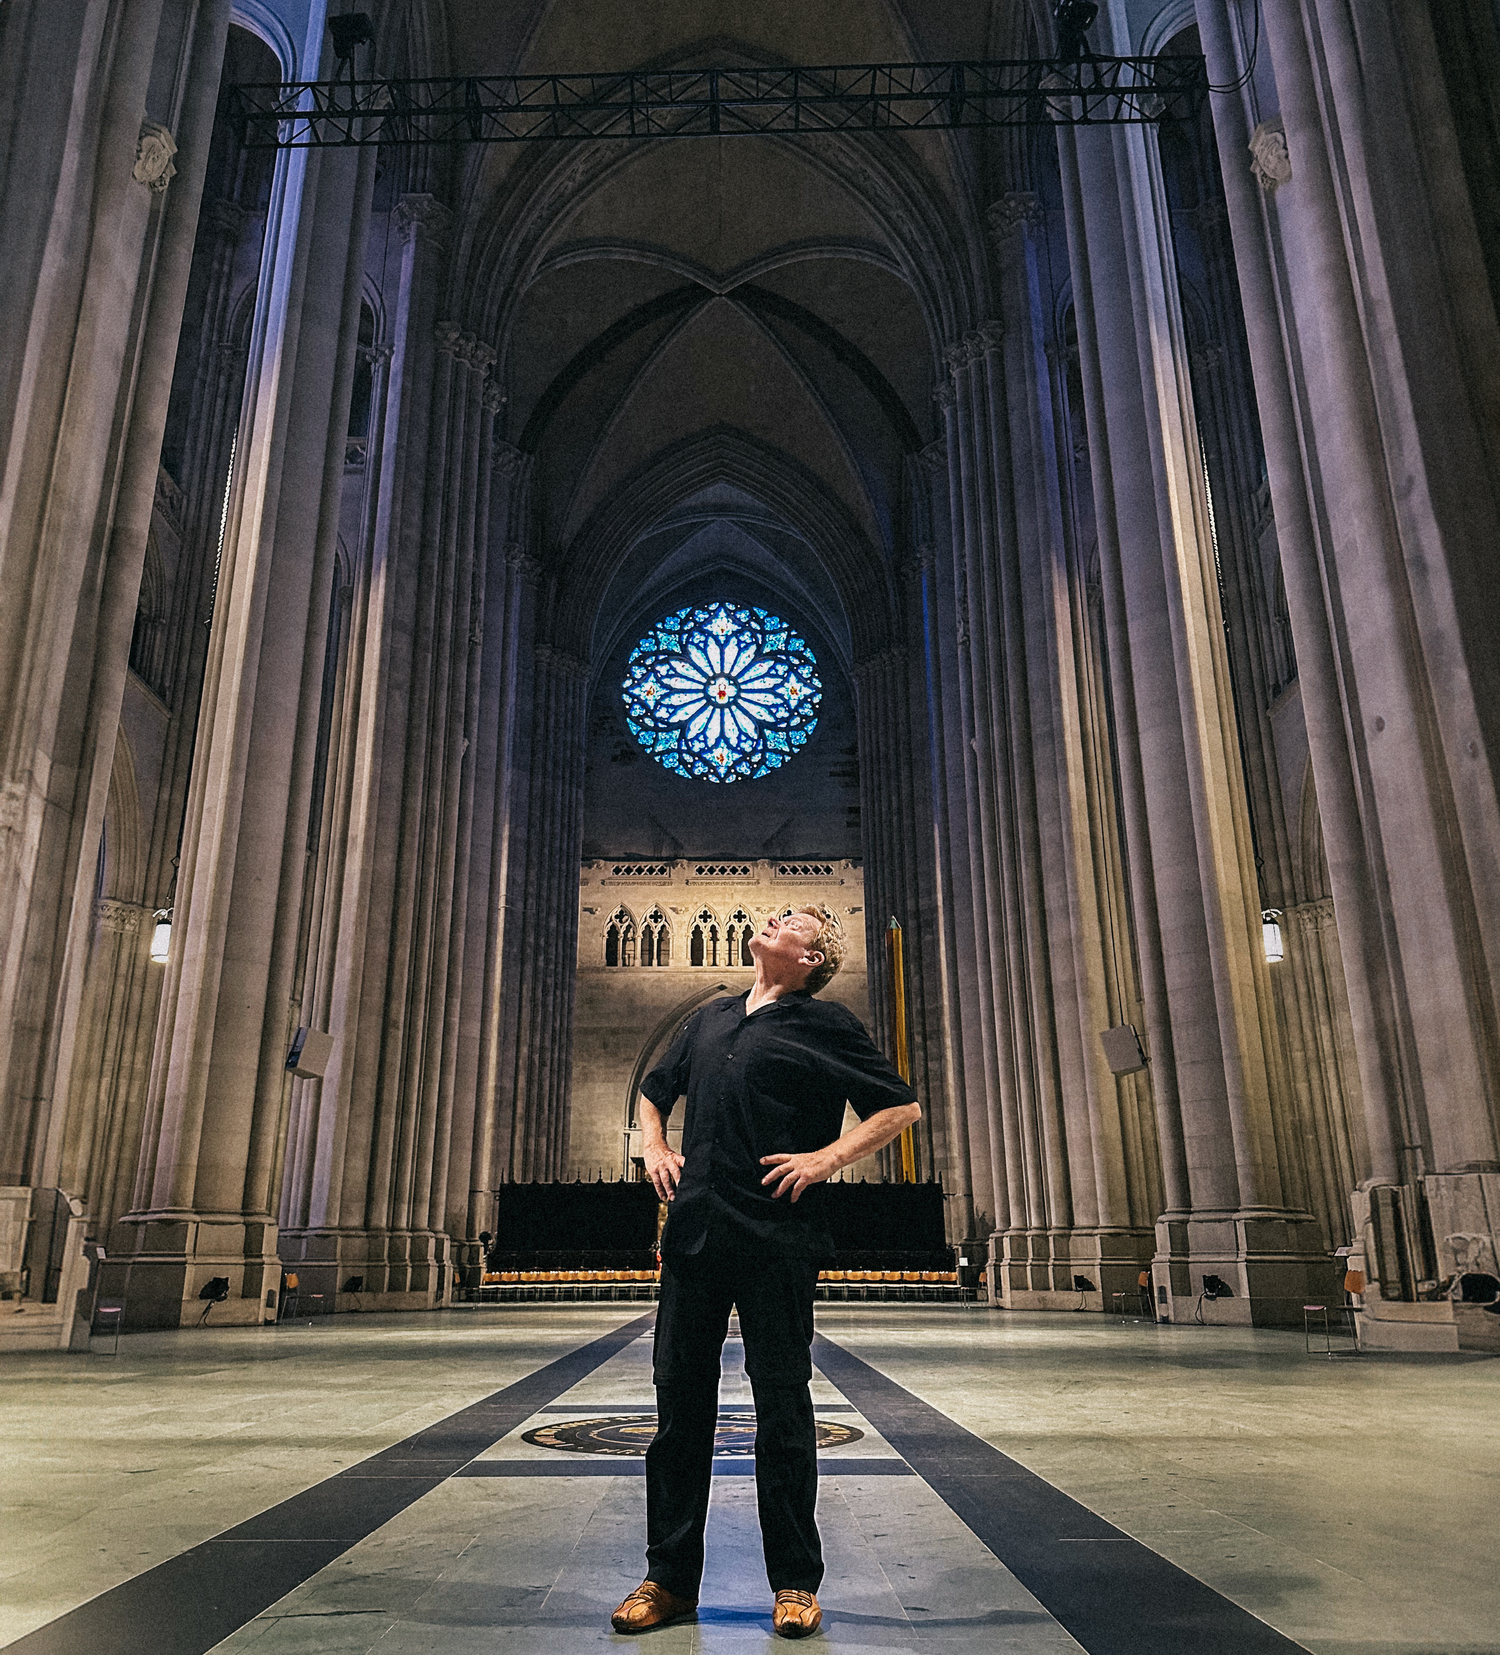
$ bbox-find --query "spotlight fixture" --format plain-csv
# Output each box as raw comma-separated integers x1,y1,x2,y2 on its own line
197,1275,231,1323
328,12,376,62
1262,909,1284,964
1201,1273,1233,1299
149,909,172,964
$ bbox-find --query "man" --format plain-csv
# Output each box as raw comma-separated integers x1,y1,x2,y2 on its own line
610,905,921,1639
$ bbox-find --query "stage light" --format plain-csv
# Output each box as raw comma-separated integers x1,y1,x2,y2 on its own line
1262,910,1284,963
149,910,172,963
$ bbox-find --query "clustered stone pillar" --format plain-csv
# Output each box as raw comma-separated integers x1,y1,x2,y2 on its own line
929,188,1173,1310
497,637,590,1183
0,0,231,1202
853,635,947,1183
1054,109,1328,1319
103,134,377,1327
1195,0,1500,1341
273,192,514,1313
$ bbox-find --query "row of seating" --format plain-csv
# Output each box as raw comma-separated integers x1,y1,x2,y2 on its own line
476,1267,961,1286
466,1268,973,1306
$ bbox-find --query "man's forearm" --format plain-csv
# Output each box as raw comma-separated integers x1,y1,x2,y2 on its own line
639,1097,669,1146
822,1101,920,1174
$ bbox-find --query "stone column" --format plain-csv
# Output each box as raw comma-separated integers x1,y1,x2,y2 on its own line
1057,110,1327,1323
1192,0,1409,1200
0,0,232,1197
1256,0,1500,1187
276,196,504,1312
105,129,378,1328
853,629,945,1183
459,499,533,1279
988,191,1164,1305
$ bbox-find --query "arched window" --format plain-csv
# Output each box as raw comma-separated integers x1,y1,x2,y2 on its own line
640,907,670,967
727,908,755,966
689,907,716,967
605,906,636,967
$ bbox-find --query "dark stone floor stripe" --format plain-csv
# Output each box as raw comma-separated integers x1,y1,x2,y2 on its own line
813,1333,1310,1655
454,1455,911,1477
2,1313,655,1655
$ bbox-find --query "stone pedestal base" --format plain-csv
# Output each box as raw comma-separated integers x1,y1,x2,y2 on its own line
988,1227,1155,1313
1345,1171,1500,1352
1151,1209,1338,1328
277,1228,452,1315
101,1213,281,1330
1353,1296,1459,1352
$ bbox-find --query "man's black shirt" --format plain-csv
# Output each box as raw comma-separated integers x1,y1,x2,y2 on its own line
640,989,918,1262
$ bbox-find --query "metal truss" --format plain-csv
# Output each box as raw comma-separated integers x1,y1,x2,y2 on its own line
231,57,1208,149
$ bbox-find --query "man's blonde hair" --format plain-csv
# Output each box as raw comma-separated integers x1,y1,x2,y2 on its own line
793,904,845,995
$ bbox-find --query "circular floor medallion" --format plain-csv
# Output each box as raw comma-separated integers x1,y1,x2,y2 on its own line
522,1413,863,1457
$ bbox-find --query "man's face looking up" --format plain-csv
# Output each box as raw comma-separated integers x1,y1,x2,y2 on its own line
749,911,824,985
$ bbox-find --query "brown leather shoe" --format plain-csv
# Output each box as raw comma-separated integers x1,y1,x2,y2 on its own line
610,1580,697,1633
772,1589,822,1638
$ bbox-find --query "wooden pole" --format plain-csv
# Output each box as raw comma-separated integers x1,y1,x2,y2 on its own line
886,916,917,1181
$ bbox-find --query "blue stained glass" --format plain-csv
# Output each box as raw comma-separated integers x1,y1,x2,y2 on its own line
622,601,821,784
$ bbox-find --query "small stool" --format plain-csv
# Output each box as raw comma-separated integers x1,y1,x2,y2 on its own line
1304,1303,1332,1356
91,1304,123,1355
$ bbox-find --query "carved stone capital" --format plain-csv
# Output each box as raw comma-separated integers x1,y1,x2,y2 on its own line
1248,117,1291,192
393,192,454,248
942,337,977,374
986,191,1043,241
357,341,394,366
853,645,906,679
504,541,541,583
897,545,934,585
482,381,507,415
1181,199,1228,233
931,380,957,413
133,120,178,193
494,440,527,479
917,439,947,474
535,643,590,681
1293,897,1336,934
1190,342,1224,374
434,320,464,357
202,196,250,242
96,898,147,935
466,338,496,375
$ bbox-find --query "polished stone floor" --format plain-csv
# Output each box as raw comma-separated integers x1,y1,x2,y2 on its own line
1,1306,1495,1655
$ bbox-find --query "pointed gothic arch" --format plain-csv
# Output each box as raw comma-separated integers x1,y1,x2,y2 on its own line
604,904,637,967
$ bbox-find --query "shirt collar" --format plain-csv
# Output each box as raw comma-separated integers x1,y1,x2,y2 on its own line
739,987,811,1016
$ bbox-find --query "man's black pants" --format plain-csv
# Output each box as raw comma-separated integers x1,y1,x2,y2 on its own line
645,1247,823,1598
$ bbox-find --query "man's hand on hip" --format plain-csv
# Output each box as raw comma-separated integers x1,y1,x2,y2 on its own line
644,1139,686,1202
759,1148,839,1203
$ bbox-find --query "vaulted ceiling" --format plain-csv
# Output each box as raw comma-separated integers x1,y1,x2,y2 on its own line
380,0,1048,659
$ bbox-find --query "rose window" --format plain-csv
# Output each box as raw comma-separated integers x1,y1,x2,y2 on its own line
622,602,821,783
